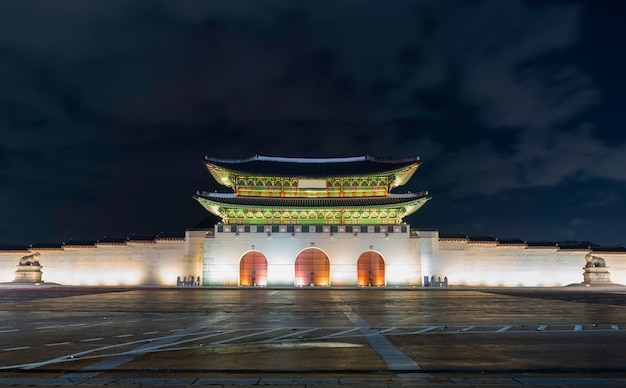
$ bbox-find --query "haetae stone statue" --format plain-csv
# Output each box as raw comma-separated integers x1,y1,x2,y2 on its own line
583,254,611,285
585,254,606,268
19,252,41,266
14,252,44,283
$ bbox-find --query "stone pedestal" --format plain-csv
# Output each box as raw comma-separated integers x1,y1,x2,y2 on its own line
14,265,43,284
583,266,611,285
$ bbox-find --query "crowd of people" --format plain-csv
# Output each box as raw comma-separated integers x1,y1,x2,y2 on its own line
425,275,448,287
176,275,201,287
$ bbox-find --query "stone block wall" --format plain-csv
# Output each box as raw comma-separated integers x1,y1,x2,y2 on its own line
204,225,422,287
2,227,623,288
0,232,205,286
417,231,626,287
598,253,626,285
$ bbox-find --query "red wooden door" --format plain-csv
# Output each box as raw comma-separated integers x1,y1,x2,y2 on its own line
240,251,268,286
357,251,385,286
294,248,330,286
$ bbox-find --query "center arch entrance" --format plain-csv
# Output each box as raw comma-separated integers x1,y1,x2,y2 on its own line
357,251,385,286
294,248,330,287
240,250,268,286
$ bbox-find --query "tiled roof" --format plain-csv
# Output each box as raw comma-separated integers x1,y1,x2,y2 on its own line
0,244,30,252
526,240,557,248
195,192,429,208
439,233,468,240
31,242,64,249
156,232,186,240
63,240,97,247
468,235,498,243
127,234,159,242
97,237,128,245
497,238,526,245
204,155,420,178
557,241,597,250
591,245,626,253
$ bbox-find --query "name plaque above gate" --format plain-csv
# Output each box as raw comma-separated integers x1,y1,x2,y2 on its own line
297,178,327,190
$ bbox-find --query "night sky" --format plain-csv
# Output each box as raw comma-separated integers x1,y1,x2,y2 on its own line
2,1,625,247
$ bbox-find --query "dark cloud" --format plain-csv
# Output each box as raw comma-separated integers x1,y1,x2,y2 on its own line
0,0,624,245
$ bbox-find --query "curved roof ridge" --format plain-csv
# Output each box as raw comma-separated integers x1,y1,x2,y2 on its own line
256,155,368,163
202,154,424,183
205,155,420,164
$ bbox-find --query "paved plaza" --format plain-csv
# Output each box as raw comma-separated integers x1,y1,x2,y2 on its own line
1,286,626,386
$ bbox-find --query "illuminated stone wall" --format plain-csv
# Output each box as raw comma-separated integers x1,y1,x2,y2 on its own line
2,228,624,287
203,225,423,287
602,253,626,285
418,231,626,287
0,231,205,286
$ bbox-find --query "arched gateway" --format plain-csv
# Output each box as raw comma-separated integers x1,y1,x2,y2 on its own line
239,251,268,286
357,251,385,286
294,248,330,287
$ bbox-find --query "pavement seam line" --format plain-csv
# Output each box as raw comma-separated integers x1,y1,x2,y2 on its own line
48,290,281,385
329,291,425,374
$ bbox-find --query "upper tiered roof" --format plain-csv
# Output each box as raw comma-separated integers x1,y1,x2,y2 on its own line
204,155,421,188
197,154,429,225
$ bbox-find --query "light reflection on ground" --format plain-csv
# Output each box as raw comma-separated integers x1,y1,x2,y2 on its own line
1,286,626,386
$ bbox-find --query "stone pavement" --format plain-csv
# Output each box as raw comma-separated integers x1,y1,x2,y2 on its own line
1,373,626,386
2,286,626,386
